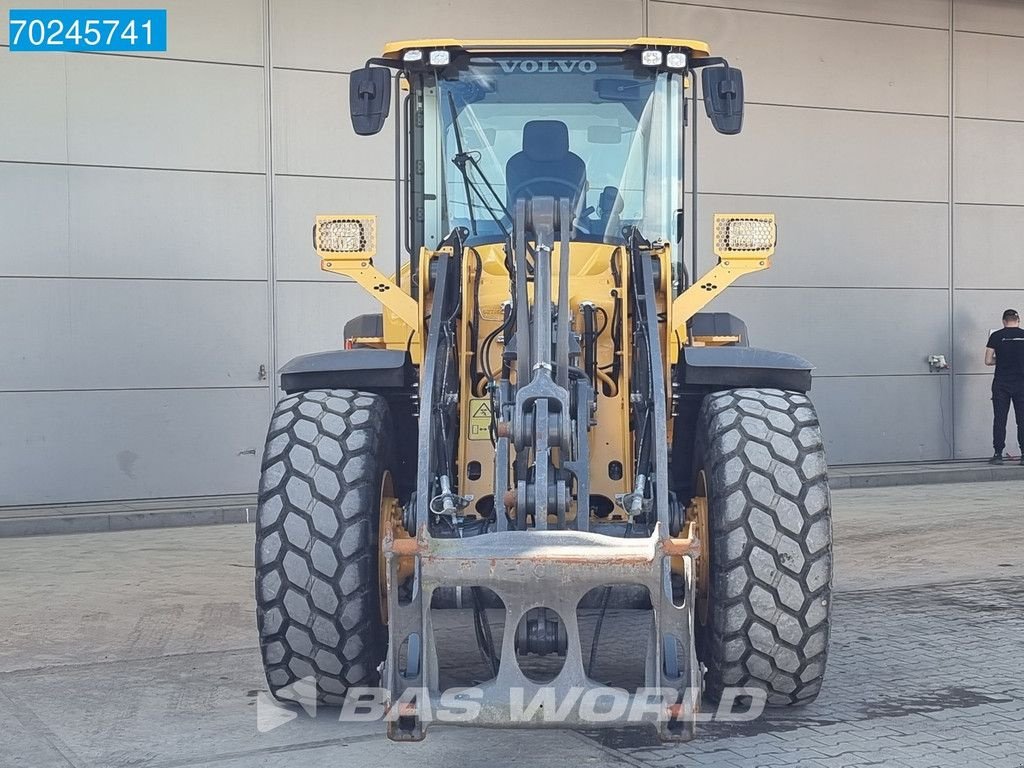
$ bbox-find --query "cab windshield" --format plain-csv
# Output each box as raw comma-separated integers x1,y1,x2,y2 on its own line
436,54,684,245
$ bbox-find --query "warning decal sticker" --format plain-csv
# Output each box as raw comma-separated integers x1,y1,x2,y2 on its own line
468,398,492,441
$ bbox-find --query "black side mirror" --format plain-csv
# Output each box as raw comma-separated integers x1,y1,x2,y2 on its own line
349,66,391,136
701,66,744,135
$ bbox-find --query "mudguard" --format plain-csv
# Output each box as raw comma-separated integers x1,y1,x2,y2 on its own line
681,346,814,393
279,349,415,393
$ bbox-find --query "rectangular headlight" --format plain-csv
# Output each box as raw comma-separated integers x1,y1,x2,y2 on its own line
713,214,776,257
314,214,376,258
641,49,663,67
429,49,451,66
666,52,687,69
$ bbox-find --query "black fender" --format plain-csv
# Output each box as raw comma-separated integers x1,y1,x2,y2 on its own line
670,346,814,501
279,349,416,394
680,346,813,393
279,349,419,487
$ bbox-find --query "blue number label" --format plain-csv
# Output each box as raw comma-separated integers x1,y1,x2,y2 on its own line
9,9,167,52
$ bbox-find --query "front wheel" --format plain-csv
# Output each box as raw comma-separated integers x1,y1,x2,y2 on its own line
255,389,393,705
692,388,833,706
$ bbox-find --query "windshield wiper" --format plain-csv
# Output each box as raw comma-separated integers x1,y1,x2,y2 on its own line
446,92,512,238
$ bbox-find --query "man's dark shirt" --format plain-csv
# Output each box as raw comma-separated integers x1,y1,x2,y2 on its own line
987,327,1024,382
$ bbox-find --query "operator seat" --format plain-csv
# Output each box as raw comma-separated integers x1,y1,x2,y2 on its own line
505,120,586,210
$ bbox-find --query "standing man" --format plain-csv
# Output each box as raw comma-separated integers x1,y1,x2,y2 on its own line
985,309,1024,464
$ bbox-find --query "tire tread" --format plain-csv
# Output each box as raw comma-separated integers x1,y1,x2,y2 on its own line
255,389,390,704
697,388,832,706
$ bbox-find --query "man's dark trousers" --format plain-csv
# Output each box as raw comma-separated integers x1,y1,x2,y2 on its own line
992,378,1024,454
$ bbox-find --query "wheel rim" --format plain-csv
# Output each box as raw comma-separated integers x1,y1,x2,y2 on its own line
378,470,407,624
686,470,711,626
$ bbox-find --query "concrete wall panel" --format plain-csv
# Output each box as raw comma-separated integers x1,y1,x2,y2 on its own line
707,287,951,377
955,32,1024,121
272,69,393,179
693,195,949,288
0,387,267,505
956,119,1024,205
0,163,70,274
0,51,68,163
651,3,948,114
699,105,948,202
811,375,953,464
66,56,265,172
955,0,1024,36
1,164,268,280
0,279,268,391
954,205,1024,290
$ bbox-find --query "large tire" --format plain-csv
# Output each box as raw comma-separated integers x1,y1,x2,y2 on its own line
694,388,832,706
255,389,392,705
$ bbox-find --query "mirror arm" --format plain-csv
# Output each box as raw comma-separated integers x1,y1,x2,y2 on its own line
689,56,730,70
363,56,405,70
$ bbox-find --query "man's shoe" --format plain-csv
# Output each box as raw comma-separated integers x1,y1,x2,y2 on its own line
989,454,1004,465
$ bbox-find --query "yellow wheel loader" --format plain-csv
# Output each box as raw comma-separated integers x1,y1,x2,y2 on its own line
255,38,831,741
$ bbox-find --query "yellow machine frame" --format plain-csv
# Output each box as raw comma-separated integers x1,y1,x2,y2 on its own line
315,219,774,522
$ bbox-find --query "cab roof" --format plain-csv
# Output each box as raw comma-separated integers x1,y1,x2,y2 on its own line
381,37,711,59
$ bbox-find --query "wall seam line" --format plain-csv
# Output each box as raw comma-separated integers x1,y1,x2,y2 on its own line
0,41,263,68
956,114,1024,125
955,28,1024,41
263,0,278,416
0,386,271,395
948,0,957,459
0,159,265,176
63,44,72,276
697,192,947,204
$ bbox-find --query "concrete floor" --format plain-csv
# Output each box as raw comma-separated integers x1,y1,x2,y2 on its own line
1,481,1023,767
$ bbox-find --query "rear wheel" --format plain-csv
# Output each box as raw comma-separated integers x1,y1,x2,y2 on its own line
255,389,393,704
691,388,832,706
